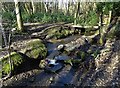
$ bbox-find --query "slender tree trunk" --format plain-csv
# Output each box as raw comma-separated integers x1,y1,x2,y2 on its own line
74,2,80,25
99,12,104,45
14,0,24,31
0,3,2,49
108,11,112,25
67,2,70,15
31,0,36,14
0,30,2,49
40,2,43,12
24,3,32,15
44,3,48,13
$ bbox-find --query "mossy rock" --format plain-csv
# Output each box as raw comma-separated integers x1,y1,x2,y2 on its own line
39,60,47,69
47,28,75,39
64,59,81,66
1,52,24,75
25,39,47,59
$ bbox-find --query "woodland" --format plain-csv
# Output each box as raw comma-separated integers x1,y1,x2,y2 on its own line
0,1,120,87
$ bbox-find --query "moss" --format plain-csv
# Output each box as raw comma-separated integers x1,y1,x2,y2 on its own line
77,51,86,61
1,52,24,75
92,50,100,59
72,59,81,67
64,59,72,65
26,40,47,59
47,28,76,39
39,60,47,69
64,59,82,67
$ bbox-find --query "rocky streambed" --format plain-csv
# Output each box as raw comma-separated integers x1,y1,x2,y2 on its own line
0,25,120,87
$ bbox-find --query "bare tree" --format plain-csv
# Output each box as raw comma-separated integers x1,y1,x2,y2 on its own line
14,0,24,31
31,0,36,14
74,2,80,25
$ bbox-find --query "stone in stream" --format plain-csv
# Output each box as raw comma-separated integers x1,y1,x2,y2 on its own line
46,50,60,59
54,54,70,61
47,59,58,65
39,59,61,69
57,44,64,51
45,63,64,73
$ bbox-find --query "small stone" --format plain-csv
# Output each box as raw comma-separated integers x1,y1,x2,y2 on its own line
31,33,38,36
49,77,53,81
57,44,64,50
47,59,57,65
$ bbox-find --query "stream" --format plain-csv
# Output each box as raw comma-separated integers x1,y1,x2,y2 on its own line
2,33,97,87
1,24,119,87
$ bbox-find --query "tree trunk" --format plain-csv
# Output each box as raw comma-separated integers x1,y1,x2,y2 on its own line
0,26,2,49
74,2,80,25
31,0,36,14
44,3,48,13
0,3,2,49
14,0,24,31
24,3,32,15
108,11,112,25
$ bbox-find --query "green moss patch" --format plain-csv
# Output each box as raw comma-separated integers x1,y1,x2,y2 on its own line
53,29,75,39
77,51,87,61
25,39,47,59
46,28,76,39
1,52,24,75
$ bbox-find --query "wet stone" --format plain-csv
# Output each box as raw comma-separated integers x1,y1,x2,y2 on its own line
54,54,70,61
45,63,64,73
47,59,57,65
57,44,64,51
46,50,60,60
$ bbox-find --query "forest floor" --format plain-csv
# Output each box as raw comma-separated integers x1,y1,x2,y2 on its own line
1,23,120,87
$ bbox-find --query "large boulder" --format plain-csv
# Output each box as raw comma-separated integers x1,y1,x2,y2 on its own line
11,39,47,59
25,39,47,59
